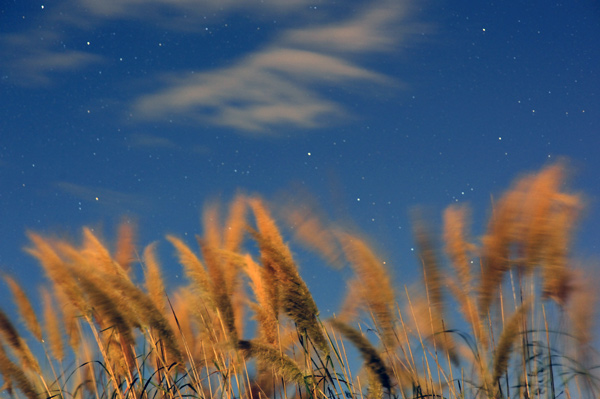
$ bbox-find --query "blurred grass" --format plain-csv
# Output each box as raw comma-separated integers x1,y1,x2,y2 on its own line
0,162,598,399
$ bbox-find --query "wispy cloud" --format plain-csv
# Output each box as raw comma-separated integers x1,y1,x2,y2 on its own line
132,1,419,133
127,134,181,150
126,133,210,154
2,0,424,133
283,2,416,53
2,31,102,86
76,0,312,21
132,48,390,132
56,182,148,211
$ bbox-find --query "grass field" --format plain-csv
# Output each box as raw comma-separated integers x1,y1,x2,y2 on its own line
0,162,598,399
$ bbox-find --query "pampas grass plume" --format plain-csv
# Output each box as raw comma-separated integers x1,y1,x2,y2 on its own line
3,275,42,342
40,287,64,362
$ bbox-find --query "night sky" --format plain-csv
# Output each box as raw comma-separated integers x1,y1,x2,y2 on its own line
1,0,599,325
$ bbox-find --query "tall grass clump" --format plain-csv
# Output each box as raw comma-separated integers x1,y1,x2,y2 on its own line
0,163,598,399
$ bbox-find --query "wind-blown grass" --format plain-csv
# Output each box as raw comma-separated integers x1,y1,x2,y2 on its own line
0,163,598,399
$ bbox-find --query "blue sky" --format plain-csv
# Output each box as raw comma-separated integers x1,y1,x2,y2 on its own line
1,0,599,325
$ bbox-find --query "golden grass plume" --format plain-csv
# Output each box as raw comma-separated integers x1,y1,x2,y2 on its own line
238,339,306,386
480,162,581,314
2,275,42,342
330,319,391,391
0,307,40,373
492,300,530,383
143,242,167,314
40,287,64,362
249,197,329,354
336,231,396,350
0,341,37,399
0,162,596,399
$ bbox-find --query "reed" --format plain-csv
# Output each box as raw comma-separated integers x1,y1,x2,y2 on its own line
0,163,597,399
3,275,42,342
40,288,64,362
143,242,167,315
249,197,329,355
335,231,397,350
0,341,37,399
238,339,306,386
329,319,391,391
166,234,213,305
0,308,40,374
491,301,529,383
412,215,459,366
114,221,136,275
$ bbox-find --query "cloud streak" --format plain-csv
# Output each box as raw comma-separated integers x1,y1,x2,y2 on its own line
76,0,312,20
132,48,390,132
283,3,414,53
132,1,419,133
56,182,149,212
2,31,102,86
2,0,423,133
